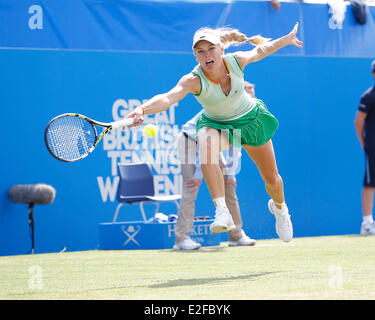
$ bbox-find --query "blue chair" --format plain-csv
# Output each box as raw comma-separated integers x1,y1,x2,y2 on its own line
113,163,181,222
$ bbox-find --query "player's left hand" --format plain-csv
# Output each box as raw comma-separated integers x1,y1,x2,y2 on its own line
288,22,303,48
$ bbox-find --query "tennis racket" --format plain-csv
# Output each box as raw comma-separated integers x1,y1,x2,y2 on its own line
44,113,138,162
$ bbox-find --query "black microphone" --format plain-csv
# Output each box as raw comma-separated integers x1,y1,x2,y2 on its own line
9,183,56,205
9,183,56,254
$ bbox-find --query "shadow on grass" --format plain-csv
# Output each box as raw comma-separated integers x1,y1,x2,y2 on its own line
148,272,277,289
6,272,278,298
161,246,226,253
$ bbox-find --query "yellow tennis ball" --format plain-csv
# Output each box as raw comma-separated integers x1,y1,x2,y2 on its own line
143,124,158,138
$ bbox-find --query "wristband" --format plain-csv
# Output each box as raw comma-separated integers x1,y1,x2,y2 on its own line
138,106,145,115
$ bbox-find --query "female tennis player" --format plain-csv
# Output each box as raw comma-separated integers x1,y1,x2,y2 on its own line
126,22,303,241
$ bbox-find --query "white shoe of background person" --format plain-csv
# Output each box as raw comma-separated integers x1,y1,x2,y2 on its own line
210,207,236,234
268,199,293,242
228,235,256,247
360,222,375,235
173,238,201,250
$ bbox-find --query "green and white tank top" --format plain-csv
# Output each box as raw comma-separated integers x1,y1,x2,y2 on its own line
191,53,256,121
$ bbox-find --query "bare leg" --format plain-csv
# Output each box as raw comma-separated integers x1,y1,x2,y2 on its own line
244,140,293,241
198,127,235,233
243,140,284,208
198,127,230,204
362,186,375,217
201,164,225,201
361,187,375,235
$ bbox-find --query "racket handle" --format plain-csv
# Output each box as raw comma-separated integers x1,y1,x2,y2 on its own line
111,117,142,129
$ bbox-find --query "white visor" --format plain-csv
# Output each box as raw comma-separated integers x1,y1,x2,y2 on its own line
192,30,221,49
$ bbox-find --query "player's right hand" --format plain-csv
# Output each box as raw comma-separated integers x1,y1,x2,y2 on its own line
126,106,144,127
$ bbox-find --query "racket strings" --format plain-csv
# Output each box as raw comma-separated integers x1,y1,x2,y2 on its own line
46,116,97,161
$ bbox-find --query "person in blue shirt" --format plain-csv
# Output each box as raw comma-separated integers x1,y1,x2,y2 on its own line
354,60,375,235
174,82,257,250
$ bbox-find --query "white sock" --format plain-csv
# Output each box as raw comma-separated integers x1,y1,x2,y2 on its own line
273,200,288,215
213,197,227,209
362,215,374,225
274,201,286,208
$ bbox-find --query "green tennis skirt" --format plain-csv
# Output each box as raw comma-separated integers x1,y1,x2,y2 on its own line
196,99,278,147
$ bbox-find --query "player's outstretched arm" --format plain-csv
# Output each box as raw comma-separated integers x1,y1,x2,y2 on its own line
235,22,303,69
126,73,200,126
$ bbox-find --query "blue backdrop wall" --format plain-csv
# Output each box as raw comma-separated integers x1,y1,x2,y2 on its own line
1,0,375,255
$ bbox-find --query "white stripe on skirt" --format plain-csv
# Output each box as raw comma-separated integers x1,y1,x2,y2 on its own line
366,154,371,184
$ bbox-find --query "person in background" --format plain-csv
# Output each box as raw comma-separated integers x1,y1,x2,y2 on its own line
174,82,257,250
354,60,375,236
271,0,281,11
271,0,304,11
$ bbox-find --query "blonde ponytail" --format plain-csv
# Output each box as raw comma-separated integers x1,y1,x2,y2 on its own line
216,27,271,48
248,35,271,46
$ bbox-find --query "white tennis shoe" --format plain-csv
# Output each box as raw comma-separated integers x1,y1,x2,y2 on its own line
228,235,256,247
268,199,293,242
173,238,201,250
360,222,375,235
210,207,236,234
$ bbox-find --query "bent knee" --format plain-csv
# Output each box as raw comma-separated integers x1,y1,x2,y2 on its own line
264,173,282,186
